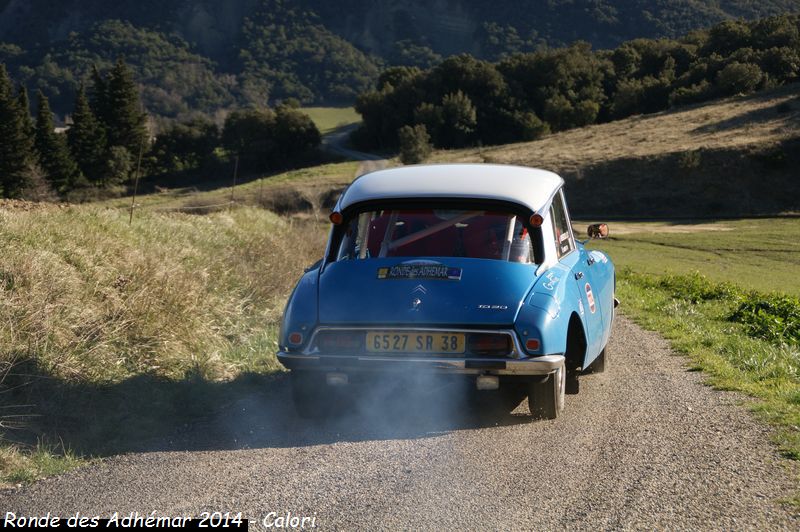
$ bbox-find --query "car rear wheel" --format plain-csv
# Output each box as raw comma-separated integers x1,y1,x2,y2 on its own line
528,365,565,420
290,371,331,419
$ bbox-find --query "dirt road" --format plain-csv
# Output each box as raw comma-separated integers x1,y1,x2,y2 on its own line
323,124,388,177
2,316,797,529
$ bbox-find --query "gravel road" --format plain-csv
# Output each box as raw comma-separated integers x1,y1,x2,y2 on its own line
2,316,798,530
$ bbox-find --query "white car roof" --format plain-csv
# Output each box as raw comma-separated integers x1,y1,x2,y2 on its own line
336,164,564,213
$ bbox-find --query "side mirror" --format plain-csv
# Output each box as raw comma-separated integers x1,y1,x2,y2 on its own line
587,223,609,239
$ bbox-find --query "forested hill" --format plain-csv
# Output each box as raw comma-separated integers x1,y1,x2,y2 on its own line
1,0,799,118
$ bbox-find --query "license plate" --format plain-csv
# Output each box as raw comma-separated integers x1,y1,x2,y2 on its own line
366,332,466,354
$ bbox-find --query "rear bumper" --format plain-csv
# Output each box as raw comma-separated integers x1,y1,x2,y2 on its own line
277,352,565,377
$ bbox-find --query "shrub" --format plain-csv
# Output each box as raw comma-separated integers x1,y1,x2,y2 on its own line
655,272,740,303
731,294,800,345
716,62,763,94
398,124,432,164
678,149,702,170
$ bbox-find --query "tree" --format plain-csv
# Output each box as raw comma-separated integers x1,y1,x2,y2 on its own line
222,108,277,171
103,146,132,186
68,84,107,184
716,62,763,94
0,64,34,197
398,124,432,164
34,90,83,192
151,119,218,173
440,91,477,148
16,86,35,146
90,64,110,126
104,59,148,157
273,106,321,163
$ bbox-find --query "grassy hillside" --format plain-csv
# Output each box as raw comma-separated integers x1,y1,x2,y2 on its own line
437,83,800,217
101,161,360,214
0,205,324,382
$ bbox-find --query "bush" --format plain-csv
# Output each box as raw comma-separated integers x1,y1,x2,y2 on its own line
678,149,702,170
398,124,432,164
731,294,800,346
716,62,763,95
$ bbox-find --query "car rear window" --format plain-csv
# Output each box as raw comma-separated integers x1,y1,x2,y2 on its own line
336,209,534,263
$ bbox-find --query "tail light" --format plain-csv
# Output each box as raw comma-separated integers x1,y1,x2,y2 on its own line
525,338,541,353
468,333,512,356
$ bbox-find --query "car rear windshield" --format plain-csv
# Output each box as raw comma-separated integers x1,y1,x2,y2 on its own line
336,209,534,263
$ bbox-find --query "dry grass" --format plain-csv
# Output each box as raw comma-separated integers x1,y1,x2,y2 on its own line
0,204,326,383
434,83,800,172
98,161,361,214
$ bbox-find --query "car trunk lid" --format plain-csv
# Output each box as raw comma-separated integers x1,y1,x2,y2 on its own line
318,259,537,326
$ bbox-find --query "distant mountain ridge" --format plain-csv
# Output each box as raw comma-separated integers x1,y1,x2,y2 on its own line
1,0,799,116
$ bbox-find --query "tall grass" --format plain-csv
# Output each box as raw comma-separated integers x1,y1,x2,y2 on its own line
0,206,326,383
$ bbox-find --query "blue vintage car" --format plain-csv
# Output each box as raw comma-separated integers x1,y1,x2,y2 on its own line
278,164,616,419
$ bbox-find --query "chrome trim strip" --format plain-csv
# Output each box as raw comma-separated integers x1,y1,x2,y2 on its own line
304,326,527,359
277,352,565,376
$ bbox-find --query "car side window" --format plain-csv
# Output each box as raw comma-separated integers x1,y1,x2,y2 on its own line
550,190,575,259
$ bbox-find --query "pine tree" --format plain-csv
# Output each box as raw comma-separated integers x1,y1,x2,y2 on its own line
17,85,35,148
68,83,107,184
104,59,147,157
89,64,109,126
34,90,83,193
0,64,33,198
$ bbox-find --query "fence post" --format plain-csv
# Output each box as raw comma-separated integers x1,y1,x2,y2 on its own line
128,137,145,225
229,154,239,213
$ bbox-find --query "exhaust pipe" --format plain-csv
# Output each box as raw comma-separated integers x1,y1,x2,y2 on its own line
476,375,499,391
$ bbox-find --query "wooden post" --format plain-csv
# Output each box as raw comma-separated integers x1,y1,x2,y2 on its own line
229,154,239,212
128,137,145,225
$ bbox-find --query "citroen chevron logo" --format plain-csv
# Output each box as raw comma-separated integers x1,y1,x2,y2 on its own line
412,285,427,294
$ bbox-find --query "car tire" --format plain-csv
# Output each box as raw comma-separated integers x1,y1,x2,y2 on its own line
528,365,565,420
290,371,331,419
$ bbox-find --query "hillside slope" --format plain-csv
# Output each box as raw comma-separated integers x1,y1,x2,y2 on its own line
3,0,799,56
436,83,800,217
2,0,800,115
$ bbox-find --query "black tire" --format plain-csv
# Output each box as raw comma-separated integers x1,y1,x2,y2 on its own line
290,371,331,419
528,365,565,420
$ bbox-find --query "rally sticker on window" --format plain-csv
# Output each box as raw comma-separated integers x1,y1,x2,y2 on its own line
585,283,596,313
377,265,462,280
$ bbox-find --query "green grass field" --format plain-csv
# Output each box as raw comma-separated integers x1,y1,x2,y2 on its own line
583,218,800,295
301,106,361,134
